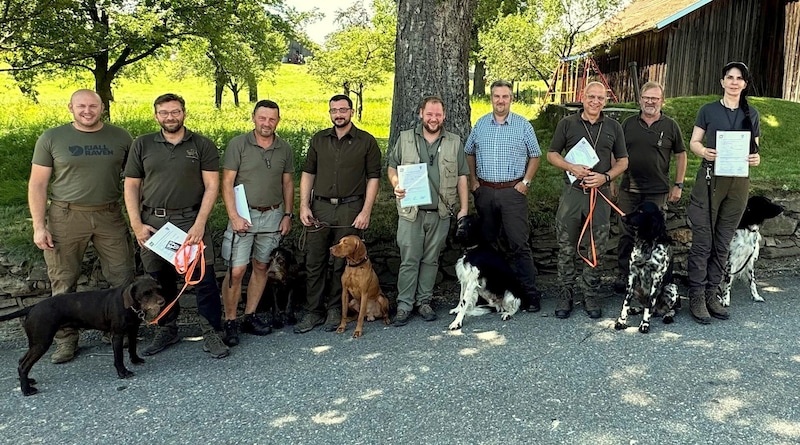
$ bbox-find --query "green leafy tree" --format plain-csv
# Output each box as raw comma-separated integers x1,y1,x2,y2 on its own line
308,0,395,121
470,0,527,96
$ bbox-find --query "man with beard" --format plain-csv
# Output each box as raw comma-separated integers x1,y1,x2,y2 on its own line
613,81,687,293
123,93,228,358
464,80,543,314
387,96,468,326
218,100,294,345
294,94,382,333
28,89,135,364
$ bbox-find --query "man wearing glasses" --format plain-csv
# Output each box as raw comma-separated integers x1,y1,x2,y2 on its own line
294,94,382,333
124,93,229,359
218,100,294,345
28,89,135,364
612,82,687,293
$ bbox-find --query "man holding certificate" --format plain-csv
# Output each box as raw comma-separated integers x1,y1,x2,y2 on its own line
219,100,294,346
124,93,229,359
387,96,469,326
547,82,628,319
686,61,761,324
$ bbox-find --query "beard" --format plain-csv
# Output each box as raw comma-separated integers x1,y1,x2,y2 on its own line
256,126,275,138
332,116,351,129
423,121,441,134
159,119,184,134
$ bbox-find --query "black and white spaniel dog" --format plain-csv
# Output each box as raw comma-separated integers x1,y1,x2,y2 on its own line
719,196,784,306
448,215,525,330
614,202,678,334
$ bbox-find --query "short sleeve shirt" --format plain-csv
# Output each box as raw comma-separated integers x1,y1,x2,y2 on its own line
32,123,132,205
549,111,627,185
463,112,541,182
694,100,761,149
222,131,294,207
621,113,685,193
303,125,382,198
124,128,219,209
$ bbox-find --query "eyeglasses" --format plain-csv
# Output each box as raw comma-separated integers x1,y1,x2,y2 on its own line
156,110,183,117
641,96,662,103
329,107,351,115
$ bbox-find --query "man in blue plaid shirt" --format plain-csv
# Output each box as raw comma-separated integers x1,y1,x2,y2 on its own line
464,80,542,312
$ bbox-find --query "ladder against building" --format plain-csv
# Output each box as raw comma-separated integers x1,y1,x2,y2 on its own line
545,53,618,104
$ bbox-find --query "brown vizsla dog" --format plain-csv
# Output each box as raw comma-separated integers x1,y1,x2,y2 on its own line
329,235,389,337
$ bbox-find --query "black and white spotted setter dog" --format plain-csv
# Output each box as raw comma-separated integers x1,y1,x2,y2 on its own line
448,215,525,330
719,196,784,306
614,202,678,333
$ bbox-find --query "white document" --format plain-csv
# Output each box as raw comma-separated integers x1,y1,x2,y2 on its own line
715,131,750,177
564,137,600,184
398,163,433,208
144,222,199,267
233,184,252,224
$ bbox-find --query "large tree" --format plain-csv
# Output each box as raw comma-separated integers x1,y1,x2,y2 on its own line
390,0,477,150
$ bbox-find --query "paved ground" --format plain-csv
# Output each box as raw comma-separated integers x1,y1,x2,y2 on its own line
1,270,799,445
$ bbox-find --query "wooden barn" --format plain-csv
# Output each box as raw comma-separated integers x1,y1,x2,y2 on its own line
589,0,800,102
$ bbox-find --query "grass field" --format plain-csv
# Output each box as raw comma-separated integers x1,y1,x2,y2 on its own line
1,62,798,262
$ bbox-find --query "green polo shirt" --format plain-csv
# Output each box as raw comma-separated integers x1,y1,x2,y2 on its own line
32,123,132,205
222,131,294,207
303,124,382,198
124,128,219,209
621,112,685,194
549,111,627,186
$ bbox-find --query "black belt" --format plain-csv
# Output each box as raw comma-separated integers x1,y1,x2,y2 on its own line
142,204,201,217
250,203,281,212
314,195,363,205
50,201,118,212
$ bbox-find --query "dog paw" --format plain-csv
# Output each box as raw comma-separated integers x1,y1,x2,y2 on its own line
638,323,650,334
352,330,362,339
448,321,462,330
335,326,346,334
22,386,39,396
663,314,675,324
500,313,512,321
449,307,460,314
131,356,144,365
27,378,37,385
118,369,135,379
753,295,765,303
614,320,628,330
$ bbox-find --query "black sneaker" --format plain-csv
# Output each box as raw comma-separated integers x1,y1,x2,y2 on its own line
222,319,240,347
322,308,342,332
241,313,272,336
393,309,411,327
293,312,324,334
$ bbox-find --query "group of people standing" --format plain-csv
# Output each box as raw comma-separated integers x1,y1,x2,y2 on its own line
28,61,761,364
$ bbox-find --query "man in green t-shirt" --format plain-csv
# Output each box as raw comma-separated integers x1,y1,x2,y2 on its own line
28,89,135,364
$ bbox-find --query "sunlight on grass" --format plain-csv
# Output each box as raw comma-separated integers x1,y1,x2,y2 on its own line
763,114,780,127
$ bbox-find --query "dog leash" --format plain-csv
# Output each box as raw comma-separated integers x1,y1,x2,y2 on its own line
577,187,626,268
298,217,358,250
149,240,205,325
226,229,282,288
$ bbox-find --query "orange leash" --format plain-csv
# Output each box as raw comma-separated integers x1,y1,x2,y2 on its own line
149,240,205,325
577,187,625,268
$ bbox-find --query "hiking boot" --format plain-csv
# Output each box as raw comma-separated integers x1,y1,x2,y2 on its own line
241,313,272,336
418,304,437,321
554,287,573,319
688,290,711,325
101,331,129,347
613,274,628,294
222,319,240,347
393,309,411,327
203,331,230,359
323,308,342,332
143,324,180,356
51,332,78,364
584,295,602,319
293,312,324,334
706,290,730,320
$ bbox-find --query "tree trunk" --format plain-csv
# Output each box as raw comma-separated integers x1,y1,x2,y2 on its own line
232,86,240,107
472,59,486,97
356,83,364,122
248,79,258,103
214,67,226,109
94,53,114,120
390,0,477,152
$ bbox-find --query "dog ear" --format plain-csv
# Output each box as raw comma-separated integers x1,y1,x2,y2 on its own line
355,237,367,258
122,282,136,309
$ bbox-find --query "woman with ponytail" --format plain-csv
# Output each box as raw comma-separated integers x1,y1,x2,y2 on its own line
686,61,762,324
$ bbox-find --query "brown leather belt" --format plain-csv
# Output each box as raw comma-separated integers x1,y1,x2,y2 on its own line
478,178,522,189
314,195,363,205
250,203,281,212
142,204,201,217
50,200,118,212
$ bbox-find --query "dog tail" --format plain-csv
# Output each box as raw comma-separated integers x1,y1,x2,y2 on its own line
0,306,33,322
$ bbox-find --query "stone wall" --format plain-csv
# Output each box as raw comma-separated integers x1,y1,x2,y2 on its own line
2,194,798,307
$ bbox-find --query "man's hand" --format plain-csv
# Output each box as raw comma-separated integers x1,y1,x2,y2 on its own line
33,228,54,251
186,223,205,245
280,216,292,235
230,215,251,233
352,211,371,230
569,164,592,180
457,208,469,219
133,224,157,248
668,187,682,203
748,153,760,166
299,207,314,227
393,184,406,200
514,181,529,195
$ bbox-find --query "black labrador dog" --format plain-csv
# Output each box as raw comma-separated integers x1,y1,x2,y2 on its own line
0,277,164,396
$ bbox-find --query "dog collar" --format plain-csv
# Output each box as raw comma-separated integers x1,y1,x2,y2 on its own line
347,255,369,267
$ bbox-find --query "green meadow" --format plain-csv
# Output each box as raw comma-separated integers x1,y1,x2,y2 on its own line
1,62,798,262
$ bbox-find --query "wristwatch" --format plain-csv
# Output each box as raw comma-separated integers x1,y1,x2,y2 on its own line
283,213,294,219
521,179,531,188
674,182,684,190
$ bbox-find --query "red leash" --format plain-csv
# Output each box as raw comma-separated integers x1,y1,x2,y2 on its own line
149,240,205,325
577,187,625,268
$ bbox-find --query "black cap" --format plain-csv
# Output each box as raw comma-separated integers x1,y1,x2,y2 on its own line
722,61,750,82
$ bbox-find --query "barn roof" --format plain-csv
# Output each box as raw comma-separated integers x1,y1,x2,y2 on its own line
588,0,713,47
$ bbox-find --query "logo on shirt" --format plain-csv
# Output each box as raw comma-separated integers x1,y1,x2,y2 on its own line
68,145,114,156
185,148,200,160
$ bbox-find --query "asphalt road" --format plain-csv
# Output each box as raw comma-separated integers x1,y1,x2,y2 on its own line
1,273,799,445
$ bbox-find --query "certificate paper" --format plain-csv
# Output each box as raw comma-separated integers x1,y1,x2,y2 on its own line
714,131,750,177
233,184,252,224
144,222,199,266
398,163,432,208
564,137,600,184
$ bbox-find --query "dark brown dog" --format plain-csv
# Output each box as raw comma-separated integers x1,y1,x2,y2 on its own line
0,277,164,396
329,235,389,338
263,246,299,328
